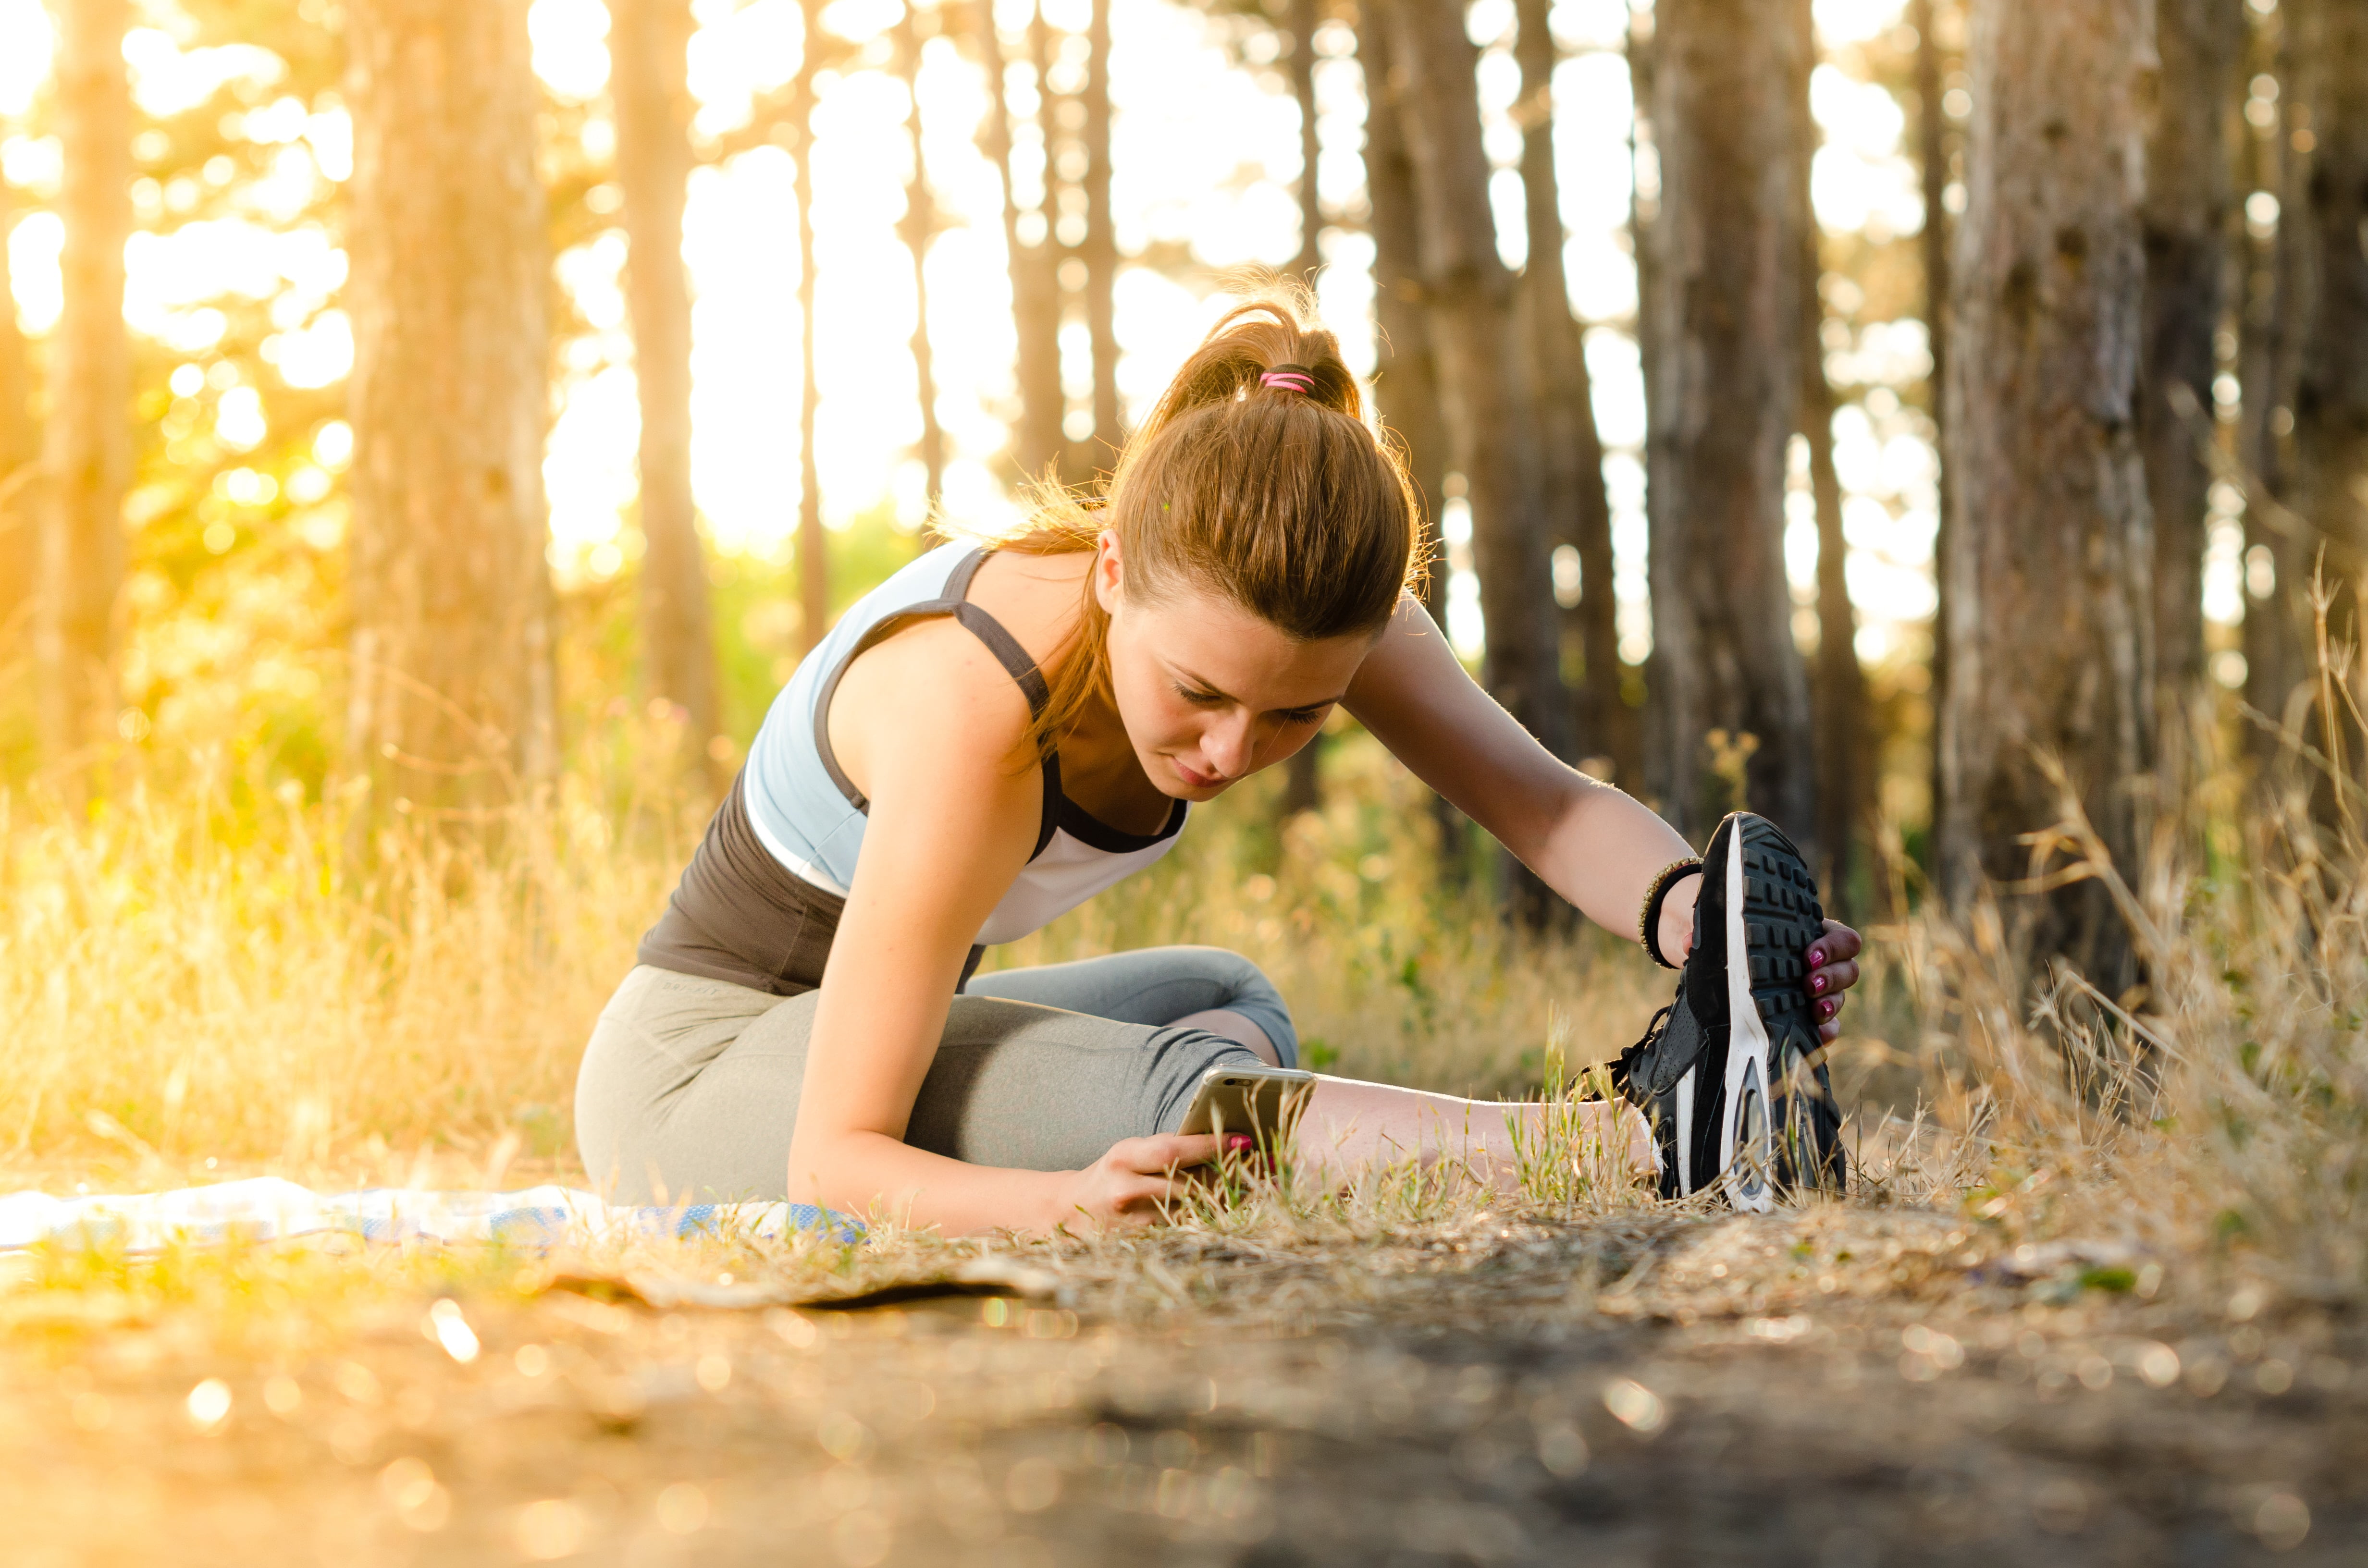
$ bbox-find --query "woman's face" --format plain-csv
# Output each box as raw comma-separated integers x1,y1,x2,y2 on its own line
1093,532,1376,801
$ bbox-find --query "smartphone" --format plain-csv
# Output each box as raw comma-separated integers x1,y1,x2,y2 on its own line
1177,1064,1316,1142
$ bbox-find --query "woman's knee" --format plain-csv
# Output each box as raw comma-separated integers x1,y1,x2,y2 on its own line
1172,946,1297,1065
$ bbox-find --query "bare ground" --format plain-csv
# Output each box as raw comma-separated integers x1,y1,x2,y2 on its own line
1,1201,2361,1567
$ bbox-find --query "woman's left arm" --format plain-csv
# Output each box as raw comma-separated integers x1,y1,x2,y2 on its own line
1344,595,1862,1038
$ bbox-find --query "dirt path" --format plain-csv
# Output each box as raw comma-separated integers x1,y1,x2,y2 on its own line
1,1209,2359,1566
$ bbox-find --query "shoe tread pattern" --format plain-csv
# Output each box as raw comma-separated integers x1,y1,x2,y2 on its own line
1736,818,1847,1194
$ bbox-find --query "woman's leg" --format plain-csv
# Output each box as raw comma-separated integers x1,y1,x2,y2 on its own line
575,965,1265,1205
964,946,1299,1067
1291,1077,1653,1193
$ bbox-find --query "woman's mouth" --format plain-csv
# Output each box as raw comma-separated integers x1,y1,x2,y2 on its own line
1172,759,1227,790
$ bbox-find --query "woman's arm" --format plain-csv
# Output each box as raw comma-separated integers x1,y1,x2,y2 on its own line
786,620,1220,1233
1344,595,1697,941
1344,596,1865,1034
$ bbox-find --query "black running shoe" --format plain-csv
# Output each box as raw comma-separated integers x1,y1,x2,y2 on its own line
1611,812,1845,1209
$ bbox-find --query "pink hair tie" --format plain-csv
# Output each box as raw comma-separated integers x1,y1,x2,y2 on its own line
1260,365,1318,394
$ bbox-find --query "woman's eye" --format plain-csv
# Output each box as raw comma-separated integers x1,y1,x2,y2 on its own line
1175,686,1225,706
1283,707,1328,726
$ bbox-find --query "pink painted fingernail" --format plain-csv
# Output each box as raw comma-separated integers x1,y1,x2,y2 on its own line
1820,999,1838,1019
1810,974,1827,994
1225,1134,1253,1152
1808,948,1826,968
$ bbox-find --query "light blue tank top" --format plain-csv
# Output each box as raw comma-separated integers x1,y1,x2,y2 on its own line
741,542,1188,945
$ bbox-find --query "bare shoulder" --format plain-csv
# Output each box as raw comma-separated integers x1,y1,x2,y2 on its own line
828,614,1037,803
961,548,1096,673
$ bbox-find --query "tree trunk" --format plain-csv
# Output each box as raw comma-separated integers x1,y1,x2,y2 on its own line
1804,237,1865,914
896,2,946,530
345,0,556,816
795,0,828,649
1280,0,1325,818
978,1,1065,487
1371,0,1570,778
1936,0,2155,997
37,0,133,770
2239,0,2311,742
2143,0,2242,702
1911,0,1953,834
0,172,37,669
1517,0,1630,786
1642,0,1817,852
1071,0,1120,483
612,0,722,771
1357,3,1466,880
1798,0,1864,913
2294,0,2368,661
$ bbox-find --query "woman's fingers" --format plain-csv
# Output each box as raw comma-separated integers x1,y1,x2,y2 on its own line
1805,919,1862,968
1806,957,1861,998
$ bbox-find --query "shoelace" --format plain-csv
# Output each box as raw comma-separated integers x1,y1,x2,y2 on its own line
1611,1001,1677,1092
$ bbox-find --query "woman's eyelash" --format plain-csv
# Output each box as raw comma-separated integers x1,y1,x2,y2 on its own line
1175,685,1225,705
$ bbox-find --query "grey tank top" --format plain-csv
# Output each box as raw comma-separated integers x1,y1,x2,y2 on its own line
637,544,1188,996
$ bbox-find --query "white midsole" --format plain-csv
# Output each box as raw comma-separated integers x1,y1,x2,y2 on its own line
1719,827,1776,1213
1674,1066,1695,1193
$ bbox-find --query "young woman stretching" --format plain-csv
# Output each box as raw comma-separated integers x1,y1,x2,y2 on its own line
576,298,1865,1230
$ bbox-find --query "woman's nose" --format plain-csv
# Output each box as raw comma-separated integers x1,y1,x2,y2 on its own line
1203,716,1255,776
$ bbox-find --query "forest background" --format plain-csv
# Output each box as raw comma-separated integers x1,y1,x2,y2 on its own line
0,0,2360,1226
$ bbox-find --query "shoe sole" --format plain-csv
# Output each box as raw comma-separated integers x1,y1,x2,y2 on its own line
1715,817,1825,1211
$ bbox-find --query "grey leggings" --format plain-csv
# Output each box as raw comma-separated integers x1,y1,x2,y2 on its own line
573,946,1296,1204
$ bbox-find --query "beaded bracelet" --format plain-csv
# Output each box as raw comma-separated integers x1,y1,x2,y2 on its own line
1638,858,1704,970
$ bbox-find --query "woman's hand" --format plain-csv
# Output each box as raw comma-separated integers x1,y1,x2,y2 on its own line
1049,1133,1226,1230
1806,919,1863,1044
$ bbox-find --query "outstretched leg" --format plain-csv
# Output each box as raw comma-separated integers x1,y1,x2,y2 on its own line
1289,1076,1652,1193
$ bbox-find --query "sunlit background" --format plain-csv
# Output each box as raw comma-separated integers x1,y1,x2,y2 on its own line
0,0,2255,754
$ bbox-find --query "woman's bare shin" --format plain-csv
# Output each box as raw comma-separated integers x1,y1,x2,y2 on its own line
1286,1076,1649,1192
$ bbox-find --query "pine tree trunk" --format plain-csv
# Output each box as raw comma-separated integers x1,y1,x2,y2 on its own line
2239,0,2312,740
979,2,1065,486
1077,0,1121,479
1642,0,1817,852
612,0,722,769
1797,0,1864,912
1936,0,2155,996
0,174,37,669
1357,4,1466,879
1911,0,1953,837
897,4,946,527
1804,233,1865,914
795,0,828,649
345,0,556,815
1370,0,1570,775
1280,0,1325,818
2143,0,2242,702
37,0,132,769
1517,0,1630,786
2294,0,2368,654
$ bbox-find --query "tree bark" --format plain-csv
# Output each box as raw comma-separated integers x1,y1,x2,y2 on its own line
1798,0,1864,913
1936,0,2156,997
1642,0,1817,852
978,1,1065,486
1371,0,1570,780
1357,3,1466,878
1517,0,1630,786
896,2,946,529
2239,0,2311,741
613,0,722,770
795,0,828,649
2142,0,2242,702
1804,242,1865,912
2293,0,2368,655
345,0,556,817
1280,0,1326,817
1074,0,1121,481
37,0,133,770
1911,0,1953,828
0,173,37,669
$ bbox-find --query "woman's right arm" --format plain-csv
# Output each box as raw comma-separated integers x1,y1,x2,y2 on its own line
783,620,1220,1234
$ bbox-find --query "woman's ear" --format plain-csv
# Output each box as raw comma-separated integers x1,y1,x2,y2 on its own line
1092,528,1125,614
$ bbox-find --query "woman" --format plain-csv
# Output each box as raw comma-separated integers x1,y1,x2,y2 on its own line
576,297,1864,1230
